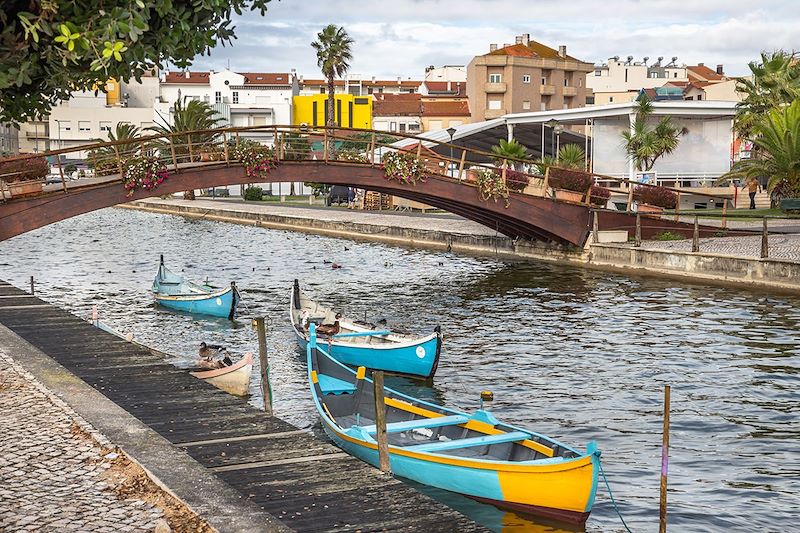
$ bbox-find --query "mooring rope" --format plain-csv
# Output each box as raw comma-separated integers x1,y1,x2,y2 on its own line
599,459,634,533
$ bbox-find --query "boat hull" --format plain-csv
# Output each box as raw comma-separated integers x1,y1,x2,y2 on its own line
294,330,440,379
322,421,597,525
190,353,253,396
155,285,239,319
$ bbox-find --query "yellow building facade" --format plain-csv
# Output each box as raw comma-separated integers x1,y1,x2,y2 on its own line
292,94,372,129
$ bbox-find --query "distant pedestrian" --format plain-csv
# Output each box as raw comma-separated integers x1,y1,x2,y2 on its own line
742,176,762,210
347,187,356,209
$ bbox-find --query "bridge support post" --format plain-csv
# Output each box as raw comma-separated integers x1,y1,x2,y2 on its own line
592,210,599,244
635,212,641,247
761,218,769,259
169,137,178,172
692,216,700,252
457,150,466,181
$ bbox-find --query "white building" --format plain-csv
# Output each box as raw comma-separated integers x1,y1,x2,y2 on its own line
588,56,689,105
297,75,421,96
424,65,467,83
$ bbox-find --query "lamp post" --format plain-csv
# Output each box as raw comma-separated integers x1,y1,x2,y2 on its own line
554,123,564,161
446,126,457,178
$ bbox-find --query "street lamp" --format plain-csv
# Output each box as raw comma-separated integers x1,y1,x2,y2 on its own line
446,127,457,177
545,119,558,159
554,123,564,161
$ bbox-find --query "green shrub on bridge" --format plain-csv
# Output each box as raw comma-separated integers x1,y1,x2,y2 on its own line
0,155,48,183
635,185,678,209
244,186,264,201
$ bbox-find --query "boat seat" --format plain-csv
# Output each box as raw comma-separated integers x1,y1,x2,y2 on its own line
405,430,531,453
359,414,468,434
317,374,357,395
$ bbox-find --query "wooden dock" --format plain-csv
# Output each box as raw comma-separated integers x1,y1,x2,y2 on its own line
0,281,484,532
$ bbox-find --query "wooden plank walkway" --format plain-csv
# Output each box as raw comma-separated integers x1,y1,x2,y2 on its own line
0,281,484,532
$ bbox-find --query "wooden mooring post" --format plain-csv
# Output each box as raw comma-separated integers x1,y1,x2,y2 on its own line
592,210,599,244
761,218,769,259
254,317,273,416
372,370,391,473
29,276,34,295
660,384,671,533
634,212,641,247
692,216,700,253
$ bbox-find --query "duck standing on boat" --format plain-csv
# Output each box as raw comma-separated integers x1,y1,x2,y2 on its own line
152,255,241,319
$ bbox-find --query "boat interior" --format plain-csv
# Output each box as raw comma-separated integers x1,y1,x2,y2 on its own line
153,263,214,296
291,282,420,346
310,344,580,463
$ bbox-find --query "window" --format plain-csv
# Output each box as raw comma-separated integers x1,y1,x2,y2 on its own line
489,73,502,83
319,87,326,94
540,102,547,111
578,79,583,87
367,87,374,94
232,91,239,104
488,100,501,110
99,121,112,132
522,74,531,84
428,120,443,130
541,76,547,85
673,72,678,78
408,123,421,132
697,94,703,100
564,78,569,87
399,123,406,133
78,121,91,132
594,70,602,76
354,97,369,105
377,87,384,93
59,121,71,132
624,69,628,83
609,96,614,102
586,95,595,105
215,91,222,103
390,122,397,132
522,100,531,110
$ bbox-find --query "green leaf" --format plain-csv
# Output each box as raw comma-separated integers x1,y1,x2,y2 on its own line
60,24,71,37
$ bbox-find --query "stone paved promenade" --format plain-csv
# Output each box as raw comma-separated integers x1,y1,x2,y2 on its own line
639,234,800,261
0,348,200,532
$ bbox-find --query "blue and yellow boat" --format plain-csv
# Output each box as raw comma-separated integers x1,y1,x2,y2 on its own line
306,324,600,524
290,280,441,379
152,256,240,319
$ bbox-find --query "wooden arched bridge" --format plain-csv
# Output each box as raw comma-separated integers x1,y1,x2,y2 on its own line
0,125,733,245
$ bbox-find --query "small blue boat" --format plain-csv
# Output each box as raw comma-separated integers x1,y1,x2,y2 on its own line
290,280,442,379
152,255,240,319
306,324,601,525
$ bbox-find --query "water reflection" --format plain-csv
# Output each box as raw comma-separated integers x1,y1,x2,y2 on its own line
1,208,799,531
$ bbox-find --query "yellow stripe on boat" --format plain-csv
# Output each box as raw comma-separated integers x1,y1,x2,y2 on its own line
311,370,319,384
356,366,366,380
496,459,595,513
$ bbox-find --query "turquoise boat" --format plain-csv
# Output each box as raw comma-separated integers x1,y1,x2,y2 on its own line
290,280,442,379
306,324,600,524
152,256,240,319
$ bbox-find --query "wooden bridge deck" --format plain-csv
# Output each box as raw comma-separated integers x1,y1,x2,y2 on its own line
0,281,483,532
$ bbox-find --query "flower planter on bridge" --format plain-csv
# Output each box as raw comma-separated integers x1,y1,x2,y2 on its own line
5,180,44,198
636,203,664,214
554,189,584,203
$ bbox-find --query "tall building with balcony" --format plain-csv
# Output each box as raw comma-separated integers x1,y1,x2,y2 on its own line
467,34,593,121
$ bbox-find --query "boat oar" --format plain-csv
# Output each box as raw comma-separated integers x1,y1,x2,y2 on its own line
332,330,391,339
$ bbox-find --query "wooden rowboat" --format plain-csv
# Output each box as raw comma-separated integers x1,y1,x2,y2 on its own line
306,324,601,524
90,317,252,397
190,353,253,397
152,255,240,319
290,279,442,379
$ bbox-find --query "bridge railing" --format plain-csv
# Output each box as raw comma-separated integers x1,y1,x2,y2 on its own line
0,124,736,221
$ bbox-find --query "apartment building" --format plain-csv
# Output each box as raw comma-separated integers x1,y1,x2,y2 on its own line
467,34,593,121
157,69,297,133
292,94,373,129
588,56,689,104
0,122,19,154
373,93,470,134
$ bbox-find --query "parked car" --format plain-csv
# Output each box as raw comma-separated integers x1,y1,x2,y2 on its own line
326,185,350,206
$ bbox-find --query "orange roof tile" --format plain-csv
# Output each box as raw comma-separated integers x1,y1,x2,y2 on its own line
240,72,292,85
687,65,725,82
163,71,210,84
487,40,579,61
421,100,470,117
374,94,422,116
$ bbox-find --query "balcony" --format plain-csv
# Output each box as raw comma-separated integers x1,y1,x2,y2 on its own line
484,82,507,93
563,86,578,97
539,85,556,95
25,130,50,139
484,108,507,119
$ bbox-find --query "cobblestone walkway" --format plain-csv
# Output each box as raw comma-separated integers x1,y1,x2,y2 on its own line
639,234,800,261
0,349,167,532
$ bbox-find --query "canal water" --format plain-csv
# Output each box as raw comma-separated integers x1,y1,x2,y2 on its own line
1,208,798,532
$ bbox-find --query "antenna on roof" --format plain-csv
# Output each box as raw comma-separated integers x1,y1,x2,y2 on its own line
626,55,634,64
226,58,230,70
643,56,649,65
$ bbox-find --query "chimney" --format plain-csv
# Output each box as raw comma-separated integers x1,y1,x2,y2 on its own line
716,64,724,75
184,71,190,78
489,43,498,52
698,62,704,67
447,81,451,91
522,33,530,45
558,45,567,58
372,76,376,83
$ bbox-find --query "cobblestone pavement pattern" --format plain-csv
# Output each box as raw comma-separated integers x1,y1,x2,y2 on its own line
0,349,166,532
639,234,800,261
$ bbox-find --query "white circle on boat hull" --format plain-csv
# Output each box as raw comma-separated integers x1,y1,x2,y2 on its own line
216,298,222,306
416,346,425,358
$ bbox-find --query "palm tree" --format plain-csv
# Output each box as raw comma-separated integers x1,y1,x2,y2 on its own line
721,99,800,201
491,139,529,170
735,51,800,139
622,94,687,172
88,123,141,175
556,144,586,169
150,99,223,199
311,24,354,154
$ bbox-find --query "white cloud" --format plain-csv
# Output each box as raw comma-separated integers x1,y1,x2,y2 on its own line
193,0,800,78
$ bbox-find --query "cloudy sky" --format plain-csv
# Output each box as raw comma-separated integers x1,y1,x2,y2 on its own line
190,0,799,79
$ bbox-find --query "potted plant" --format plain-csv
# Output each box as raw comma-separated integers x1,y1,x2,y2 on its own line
635,185,678,213
549,167,592,203
501,168,530,193
589,185,611,208
474,169,510,206
0,155,48,197
382,151,427,185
